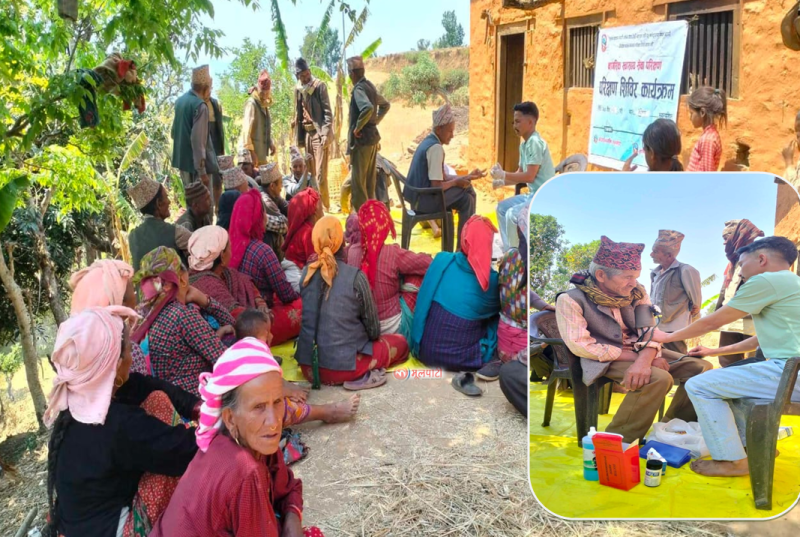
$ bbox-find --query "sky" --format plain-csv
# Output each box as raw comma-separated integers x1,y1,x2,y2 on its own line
529,172,783,296
195,0,471,82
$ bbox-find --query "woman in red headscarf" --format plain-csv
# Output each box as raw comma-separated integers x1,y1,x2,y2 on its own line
346,201,432,340
410,216,501,371
229,189,302,345
283,188,323,269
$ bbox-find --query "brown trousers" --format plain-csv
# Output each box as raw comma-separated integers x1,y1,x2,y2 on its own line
305,131,330,209
604,350,712,443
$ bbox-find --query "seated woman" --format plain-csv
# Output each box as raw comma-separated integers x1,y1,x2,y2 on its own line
132,247,234,395
283,188,323,270
216,190,241,230
44,307,199,537
346,201,432,340
229,189,303,345
411,215,501,370
151,339,324,537
187,226,268,318
342,212,360,260
69,259,152,375
296,216,410,390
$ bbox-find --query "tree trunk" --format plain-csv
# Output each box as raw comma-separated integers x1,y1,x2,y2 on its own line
30,196,68,327
0,247,47,430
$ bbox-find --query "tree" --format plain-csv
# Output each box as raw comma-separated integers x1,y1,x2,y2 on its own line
529,214,565,298
434,10,465,49
544,240,601,302
417,39,431,51
0,0,247,428
300,25,342,76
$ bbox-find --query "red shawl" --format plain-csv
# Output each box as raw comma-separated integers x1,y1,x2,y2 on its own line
282,189,320,267
229,189,265,270
358,200,396,287
461,215,498,292
722,219,765,288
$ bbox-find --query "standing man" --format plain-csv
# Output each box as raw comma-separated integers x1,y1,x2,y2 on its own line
649,230,702,354
490,101,555,251
405,104,485,249
347,56,391,212
171,65,218,199
206,91,225,214
240,70,276,167
294,58,333,211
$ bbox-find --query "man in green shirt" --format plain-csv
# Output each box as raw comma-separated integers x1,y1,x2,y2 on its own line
653,236,800,477
347,56,390,212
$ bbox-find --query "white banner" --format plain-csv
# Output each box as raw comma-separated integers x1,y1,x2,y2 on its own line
587,21,689,170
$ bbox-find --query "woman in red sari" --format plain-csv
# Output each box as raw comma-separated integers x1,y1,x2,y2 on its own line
187,225,268,318
282,188,323,269
229,189,302,345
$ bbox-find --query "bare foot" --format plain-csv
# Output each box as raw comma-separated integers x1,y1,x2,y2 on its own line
284,381,309,403
320,394,361,423
690,458,749,477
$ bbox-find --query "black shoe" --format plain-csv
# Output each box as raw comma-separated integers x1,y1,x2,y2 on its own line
476,360,502,381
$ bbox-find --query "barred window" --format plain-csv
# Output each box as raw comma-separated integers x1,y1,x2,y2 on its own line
567,25,600,89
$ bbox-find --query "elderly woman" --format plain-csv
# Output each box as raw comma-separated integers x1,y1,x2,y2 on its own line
283,188,323,269
229,189,303,344
187,226,268,318
411,215,501,371
296,216,409,390
343,212,361,260
713,218,765,366
346,201,432,339
151,339,324,537
132,247,234,395
44,307,200,537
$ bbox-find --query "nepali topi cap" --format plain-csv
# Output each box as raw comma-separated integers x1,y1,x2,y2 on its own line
217,155,234,171
127,177,162,210
192,65,211,86
259,163,283,185
432,103,455,128
654,230,685,251
184,182,210,206
593,236,644,271
222,167,249,190
237,148,252,165
346,56,365,70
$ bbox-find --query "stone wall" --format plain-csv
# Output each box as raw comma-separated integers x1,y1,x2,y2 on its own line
469,0,800,175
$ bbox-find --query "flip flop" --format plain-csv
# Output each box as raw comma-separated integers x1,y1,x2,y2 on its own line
343,369,387,391
451,372,483,397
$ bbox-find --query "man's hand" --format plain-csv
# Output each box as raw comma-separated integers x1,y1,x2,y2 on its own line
652,357,670,371
650,328,671,343
468,168,487,180
622,153,638,172
543,304,556,312
623,356,653,391
215,325,235,339
320,135,328,148
281,512,304,537
270,142,277,156
455,178,471,189
185,286,209,308
688,345,715,358
783,139,797,167
354,129,362,139
492,178,505,190
490,162,505,181
200,174,210,188
690,305,701,317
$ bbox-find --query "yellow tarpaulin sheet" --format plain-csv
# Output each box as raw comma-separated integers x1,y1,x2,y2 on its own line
528,382,800,518
268,209,497,382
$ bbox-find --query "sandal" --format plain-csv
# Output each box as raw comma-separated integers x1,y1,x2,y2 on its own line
451,372,483,397
343,369,387,391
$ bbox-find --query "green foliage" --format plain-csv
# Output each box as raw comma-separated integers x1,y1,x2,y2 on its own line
380,73,407,101
400,53,441,106
301,25,342,75
451,86,469,107
434,10,465,49
441,69,469,93
417,39,431,51
529,214,565,296
542,239,601,302
361,38,382,59
0,175,30,233
270,0,291,70
0,344,23,377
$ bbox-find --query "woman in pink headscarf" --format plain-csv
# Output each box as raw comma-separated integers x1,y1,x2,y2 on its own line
152,339,324,537
44,307,200,537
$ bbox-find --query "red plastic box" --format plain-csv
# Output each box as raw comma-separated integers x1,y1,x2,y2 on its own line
593,432,641,491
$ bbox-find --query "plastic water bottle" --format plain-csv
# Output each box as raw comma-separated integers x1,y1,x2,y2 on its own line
582,426,599,481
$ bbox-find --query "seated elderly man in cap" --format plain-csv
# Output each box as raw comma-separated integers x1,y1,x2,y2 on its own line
405,104,485,249
222,164,251,195
176,182,212,232
649,230,702,355
127,177,192,271
237,148,257,179
283,146,319,201
258,163,289,260
555,236,712,444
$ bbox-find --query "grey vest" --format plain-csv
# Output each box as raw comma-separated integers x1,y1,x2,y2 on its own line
129,217,185,272
248,96,272,163
348,78,381,148
563,288,641,385
650,263,693,327
296,261,372,372
404,133,441,204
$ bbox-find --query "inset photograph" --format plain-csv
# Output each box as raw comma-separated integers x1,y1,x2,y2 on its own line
528,172,800,518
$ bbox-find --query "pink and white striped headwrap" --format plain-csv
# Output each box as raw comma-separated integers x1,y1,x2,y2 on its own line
195,337,282,452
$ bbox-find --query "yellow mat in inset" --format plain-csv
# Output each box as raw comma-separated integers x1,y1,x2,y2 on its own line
528,382,800,518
